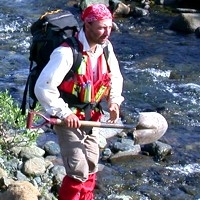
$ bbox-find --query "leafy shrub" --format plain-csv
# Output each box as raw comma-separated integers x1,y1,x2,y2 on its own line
0,90,38,156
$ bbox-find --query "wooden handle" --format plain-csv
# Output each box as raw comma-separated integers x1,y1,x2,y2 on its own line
52,118,134,129
27,110,135,130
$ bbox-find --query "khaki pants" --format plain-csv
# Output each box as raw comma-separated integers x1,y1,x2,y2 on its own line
54,125,100,182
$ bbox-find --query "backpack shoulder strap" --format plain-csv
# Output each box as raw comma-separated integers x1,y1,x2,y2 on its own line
103,45,109,60
103,45,110,72
62,37,83,79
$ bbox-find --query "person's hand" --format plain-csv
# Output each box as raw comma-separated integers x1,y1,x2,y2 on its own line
107,103,120,124
63,113,81,128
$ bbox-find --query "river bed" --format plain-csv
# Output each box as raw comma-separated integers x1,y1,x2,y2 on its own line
0,0,200,199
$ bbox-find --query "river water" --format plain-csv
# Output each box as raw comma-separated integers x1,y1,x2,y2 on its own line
1,0,200,199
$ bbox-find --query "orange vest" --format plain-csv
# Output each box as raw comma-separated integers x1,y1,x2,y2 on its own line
58,50,111,121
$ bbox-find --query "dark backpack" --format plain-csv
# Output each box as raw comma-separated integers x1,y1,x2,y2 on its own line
20,9,83,115
20,9,109,116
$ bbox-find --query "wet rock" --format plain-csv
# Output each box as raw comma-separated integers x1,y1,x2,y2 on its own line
195,27,200,38
170,13,200,33
142,141,172,161
109,145,141,164
179,184,199,196
169,70,185,80
112,2,131,17
111,138,135,152
79,0,109,10
132,7,149,17
101,148,112,160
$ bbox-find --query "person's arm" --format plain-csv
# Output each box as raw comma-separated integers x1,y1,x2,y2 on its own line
106,42,124,123
34,46,74,119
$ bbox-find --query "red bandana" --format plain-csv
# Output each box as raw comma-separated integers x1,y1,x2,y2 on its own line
81,4,112,23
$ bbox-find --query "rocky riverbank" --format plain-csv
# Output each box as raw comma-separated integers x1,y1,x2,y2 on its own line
0,111,171,200
1,0,200,199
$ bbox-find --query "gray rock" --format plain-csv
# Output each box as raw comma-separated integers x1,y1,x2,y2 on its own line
112,2,131,18
15,171,29,181
20,146,45,160
195,27,200,38
143,141,172,161
23,157,46,176
50,165,66,183
109,145,141,164
101,148,112,160
0,181,40,200
112,138,135,152
170,13,200,33
132,7,149,17
44,141,60,156
80,0,109,10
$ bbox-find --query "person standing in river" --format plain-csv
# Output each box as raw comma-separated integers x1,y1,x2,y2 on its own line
34,4,124,200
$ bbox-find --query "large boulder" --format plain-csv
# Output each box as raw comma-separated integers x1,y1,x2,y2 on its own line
79,0,109,10
0,181,40,200
170,13,200,33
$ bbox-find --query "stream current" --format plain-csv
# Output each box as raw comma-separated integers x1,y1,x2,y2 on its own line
0,0,200,199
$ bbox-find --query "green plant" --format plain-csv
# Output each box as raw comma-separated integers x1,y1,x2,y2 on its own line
0,90,38,156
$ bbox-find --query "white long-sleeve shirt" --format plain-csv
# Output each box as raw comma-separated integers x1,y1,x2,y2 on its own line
34,28,124,119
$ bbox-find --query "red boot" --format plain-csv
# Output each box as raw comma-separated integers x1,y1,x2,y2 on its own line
58,175,83,200
80,173,96,200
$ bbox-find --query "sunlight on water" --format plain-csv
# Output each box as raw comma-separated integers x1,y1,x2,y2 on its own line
166,163,200,175
143,68,171,78
108,194,135,200
179,83,200,92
